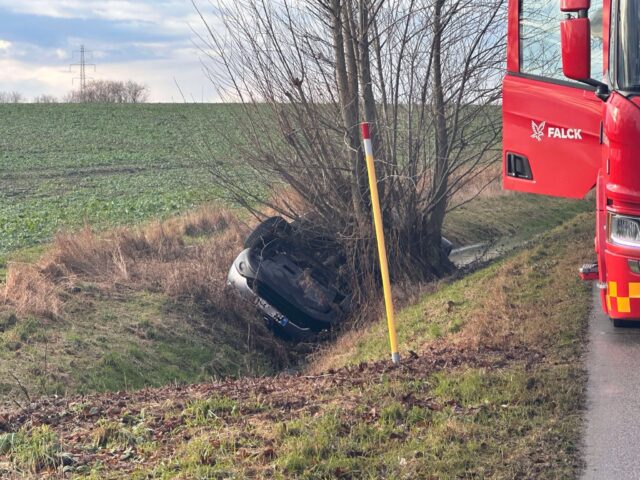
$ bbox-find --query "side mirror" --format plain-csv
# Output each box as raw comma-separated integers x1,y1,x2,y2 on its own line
561,16,591,81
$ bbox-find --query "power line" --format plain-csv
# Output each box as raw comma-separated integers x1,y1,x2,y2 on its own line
69,45,96,95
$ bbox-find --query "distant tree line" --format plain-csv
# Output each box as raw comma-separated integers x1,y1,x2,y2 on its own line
0,80,149,104
0,91,24,103
66,80,149,103
33,94,58,104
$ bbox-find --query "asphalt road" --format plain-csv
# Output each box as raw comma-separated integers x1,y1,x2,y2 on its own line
583,284,640,479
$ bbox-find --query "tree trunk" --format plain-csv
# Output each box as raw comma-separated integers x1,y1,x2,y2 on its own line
331,0,368,228
425,0,454,276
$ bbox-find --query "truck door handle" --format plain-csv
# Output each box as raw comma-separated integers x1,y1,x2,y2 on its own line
506,152,533,180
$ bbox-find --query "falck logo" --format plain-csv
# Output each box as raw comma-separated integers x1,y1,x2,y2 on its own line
531,121,545,142
530,120,583,142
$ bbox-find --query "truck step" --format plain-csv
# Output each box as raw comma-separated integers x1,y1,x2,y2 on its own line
579,263,599,281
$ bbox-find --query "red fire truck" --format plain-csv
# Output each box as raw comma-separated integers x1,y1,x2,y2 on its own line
503,0,640,325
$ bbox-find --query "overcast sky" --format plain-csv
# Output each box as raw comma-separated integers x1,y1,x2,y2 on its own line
0,1,219,102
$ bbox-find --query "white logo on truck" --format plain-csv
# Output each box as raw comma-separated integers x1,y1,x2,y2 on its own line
531,121,545,142
548,127,582,140
531,120,583,142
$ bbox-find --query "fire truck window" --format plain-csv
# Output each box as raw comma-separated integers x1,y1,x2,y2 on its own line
589,1,605,79
520,0,604,81
618,0,640,90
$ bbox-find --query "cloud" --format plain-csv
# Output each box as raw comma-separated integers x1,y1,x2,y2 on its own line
0,58,72,96
0,1,226,102
0,1,186,22
0,55,221,103
0,1,206,37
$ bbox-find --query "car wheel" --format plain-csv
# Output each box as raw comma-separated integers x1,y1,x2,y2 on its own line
244,216,292,249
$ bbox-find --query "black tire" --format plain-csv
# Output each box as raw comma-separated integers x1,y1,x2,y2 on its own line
244,217,292,249
613,319,633,328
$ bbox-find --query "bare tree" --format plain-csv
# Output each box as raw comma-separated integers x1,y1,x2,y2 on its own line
196,0,505,294
124,80,150,103
33,94,58,104
67,80,149,103
0,91,24,103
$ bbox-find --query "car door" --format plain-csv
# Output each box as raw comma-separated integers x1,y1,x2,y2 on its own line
502,0,606,199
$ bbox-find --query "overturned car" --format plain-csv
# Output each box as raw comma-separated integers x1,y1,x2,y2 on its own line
227,217,453,341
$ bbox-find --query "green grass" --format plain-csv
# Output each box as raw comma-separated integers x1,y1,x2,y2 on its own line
270,368,581,478
274,217,591,478
0,102,596,477
0,103,251,258
0,290,283,405
444,192,592,245
332,262,503,367
0,214,593,478
0,425,64,474
183,396,240,426
0,104,588,277
91,417,154,450
0,191,591,407
121,215,589,479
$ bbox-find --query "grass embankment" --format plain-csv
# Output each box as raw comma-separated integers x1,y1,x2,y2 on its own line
444,191,592,246
0,207,287,407
0,212,594,478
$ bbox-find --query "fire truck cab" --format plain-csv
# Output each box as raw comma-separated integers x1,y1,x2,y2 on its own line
503,0,640,325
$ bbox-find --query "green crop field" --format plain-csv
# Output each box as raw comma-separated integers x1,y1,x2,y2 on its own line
0,103,248,258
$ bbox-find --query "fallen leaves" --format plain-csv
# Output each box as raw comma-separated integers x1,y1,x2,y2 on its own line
0,342,543,478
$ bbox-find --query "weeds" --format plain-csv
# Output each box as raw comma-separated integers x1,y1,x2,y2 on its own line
92,418,152,449
183,396,239,425
1,425,63,474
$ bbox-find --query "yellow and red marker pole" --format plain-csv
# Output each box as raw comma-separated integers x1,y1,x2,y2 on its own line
361,123,400,364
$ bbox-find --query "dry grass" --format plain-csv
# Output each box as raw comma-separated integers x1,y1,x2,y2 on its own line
1,206,251,319
459,225,589,352
456,262,523,350
449,163,503,205
3,264,62,319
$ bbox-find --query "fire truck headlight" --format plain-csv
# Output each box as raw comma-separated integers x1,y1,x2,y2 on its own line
608,213,640,247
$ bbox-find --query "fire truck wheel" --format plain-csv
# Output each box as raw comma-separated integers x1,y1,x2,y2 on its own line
613,319,632,328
